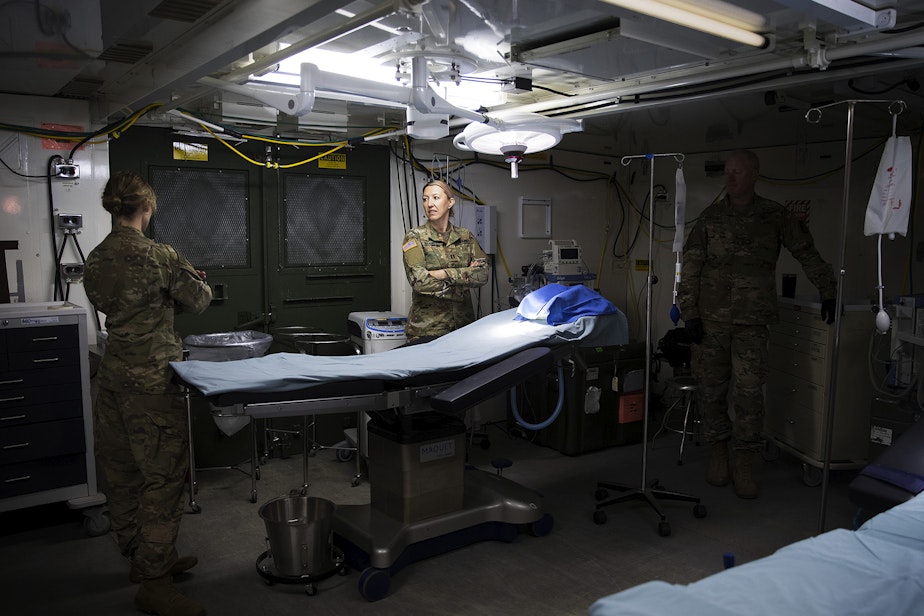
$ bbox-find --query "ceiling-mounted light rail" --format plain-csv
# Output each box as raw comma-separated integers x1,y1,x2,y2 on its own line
600,0,768,48
200,56,582,178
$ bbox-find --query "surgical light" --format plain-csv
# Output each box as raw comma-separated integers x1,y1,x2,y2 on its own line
453,113,582,178
600,0,768,48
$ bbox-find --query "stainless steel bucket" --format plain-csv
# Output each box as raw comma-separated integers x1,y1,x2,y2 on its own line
291,333,360,356
258,495,335,577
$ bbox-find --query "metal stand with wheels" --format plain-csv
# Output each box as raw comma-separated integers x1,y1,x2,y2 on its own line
255,546,347,597
593,152,706,536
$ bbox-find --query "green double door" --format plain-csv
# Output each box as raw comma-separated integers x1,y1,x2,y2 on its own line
109,125,392,341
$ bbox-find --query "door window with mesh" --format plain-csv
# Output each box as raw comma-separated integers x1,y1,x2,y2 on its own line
148,167,249,268
284,174,365,267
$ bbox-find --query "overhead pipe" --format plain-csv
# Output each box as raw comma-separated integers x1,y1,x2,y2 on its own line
509,28,924,119
552,56,924,122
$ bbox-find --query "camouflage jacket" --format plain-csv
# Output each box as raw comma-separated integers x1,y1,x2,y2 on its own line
85,224,212,393
401,221,488,339
678,194,836,325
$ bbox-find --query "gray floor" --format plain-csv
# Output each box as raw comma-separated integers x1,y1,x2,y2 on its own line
0,417,860,616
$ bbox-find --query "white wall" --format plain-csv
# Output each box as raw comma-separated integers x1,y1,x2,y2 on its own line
0,93,109,344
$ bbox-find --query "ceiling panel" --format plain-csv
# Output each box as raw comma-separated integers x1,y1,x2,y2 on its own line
3,0,924,154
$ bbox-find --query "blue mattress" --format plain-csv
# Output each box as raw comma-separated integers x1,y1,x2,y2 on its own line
589,491,924,616
171,307,628,397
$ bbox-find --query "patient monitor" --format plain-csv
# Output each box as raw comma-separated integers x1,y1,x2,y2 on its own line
543,240,594,285
543,240,583,275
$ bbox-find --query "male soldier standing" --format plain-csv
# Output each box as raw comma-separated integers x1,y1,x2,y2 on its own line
85,171,212,615
677,150,837,499
402,179,488,342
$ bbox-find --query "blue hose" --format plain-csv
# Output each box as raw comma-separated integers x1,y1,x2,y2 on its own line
509,364,565,430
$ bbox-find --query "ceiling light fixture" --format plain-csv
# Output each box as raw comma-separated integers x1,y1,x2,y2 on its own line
200,57,581,178
600,0,768,48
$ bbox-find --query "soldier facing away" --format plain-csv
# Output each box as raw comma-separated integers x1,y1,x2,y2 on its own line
85,171,212,616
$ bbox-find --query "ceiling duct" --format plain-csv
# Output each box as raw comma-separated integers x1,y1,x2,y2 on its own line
58,77,106,100
148,0,225,23
96,41,155,64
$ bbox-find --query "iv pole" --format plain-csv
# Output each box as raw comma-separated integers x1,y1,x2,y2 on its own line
594,152,705,536
804,99,905,533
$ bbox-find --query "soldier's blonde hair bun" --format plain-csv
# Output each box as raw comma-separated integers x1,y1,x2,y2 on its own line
102,171,157,218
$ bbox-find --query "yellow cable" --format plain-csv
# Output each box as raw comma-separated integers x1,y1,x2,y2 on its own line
277,144,346,168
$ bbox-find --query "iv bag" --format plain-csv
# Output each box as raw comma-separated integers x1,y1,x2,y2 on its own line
864,135,912,237
673,167,687,253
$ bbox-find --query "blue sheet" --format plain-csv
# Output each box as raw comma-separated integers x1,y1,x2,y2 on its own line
171,307,628,397
588,491,924,616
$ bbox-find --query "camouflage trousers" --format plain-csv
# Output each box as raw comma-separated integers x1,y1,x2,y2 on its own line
94,385,189,580
691,320,769,452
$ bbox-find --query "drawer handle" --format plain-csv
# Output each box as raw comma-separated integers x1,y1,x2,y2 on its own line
31,336,59,342
0,396,26,403
0,378,24,385
2,442,30,450
32,358,60,364
3,475,31,483
0,414,27,421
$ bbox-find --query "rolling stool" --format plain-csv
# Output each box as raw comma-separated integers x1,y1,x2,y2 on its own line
659,376,701,465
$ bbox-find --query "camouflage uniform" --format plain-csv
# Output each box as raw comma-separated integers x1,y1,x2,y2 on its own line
402,221,488,340
85,224,212,580
678,194,836,452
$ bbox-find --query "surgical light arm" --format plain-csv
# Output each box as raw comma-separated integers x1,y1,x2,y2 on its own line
200,59,491,127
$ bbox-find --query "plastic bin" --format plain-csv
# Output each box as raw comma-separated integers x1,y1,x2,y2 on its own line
259,495,336,577
182,330,273,440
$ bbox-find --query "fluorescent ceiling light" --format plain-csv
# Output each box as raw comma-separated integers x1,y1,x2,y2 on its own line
600,0,768,48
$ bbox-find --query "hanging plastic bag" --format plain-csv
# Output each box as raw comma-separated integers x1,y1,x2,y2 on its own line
864,113,912,334
673,167,687,252
670,166,687,325
864,134,912,237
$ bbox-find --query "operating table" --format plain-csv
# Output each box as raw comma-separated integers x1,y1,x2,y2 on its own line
172,299,629,601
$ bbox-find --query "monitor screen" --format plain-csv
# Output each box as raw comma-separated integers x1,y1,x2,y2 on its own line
559,247,579,260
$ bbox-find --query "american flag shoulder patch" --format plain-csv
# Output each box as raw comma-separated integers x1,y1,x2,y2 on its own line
402,239,418,252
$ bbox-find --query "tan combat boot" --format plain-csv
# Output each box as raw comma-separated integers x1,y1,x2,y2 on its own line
130,555,199,583
705,440,730,486
733,450,759,499
134,577,205,616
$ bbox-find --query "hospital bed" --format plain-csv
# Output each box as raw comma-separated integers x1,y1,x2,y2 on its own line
172,288,629,601
589,415,924,616
588,488,924,615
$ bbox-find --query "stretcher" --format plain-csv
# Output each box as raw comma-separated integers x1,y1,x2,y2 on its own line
172,294,629,601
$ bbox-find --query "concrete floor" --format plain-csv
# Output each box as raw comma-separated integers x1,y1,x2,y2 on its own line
0,418,860,616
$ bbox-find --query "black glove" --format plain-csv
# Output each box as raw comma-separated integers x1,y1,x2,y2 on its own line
685,318,704,344
820,298,836,324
